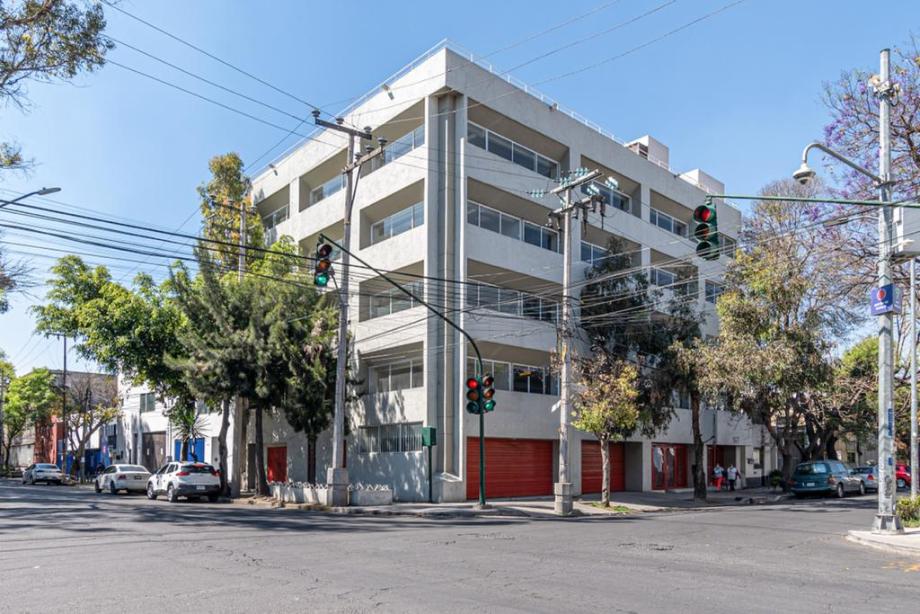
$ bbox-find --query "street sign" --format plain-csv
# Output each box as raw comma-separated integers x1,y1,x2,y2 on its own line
870,284,902,316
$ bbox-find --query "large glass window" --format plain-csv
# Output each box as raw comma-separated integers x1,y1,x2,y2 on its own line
705,281,724,304
309,174,344,206
139,392,156,413
366,282,423,320
649,267,676,288
469,360,557,396
466,282,558,324
468,122,558,179
373,359,424,393
370,202,424,245
467,201,559,254
650,208,688,238
581,242,612,267
367,125,426,175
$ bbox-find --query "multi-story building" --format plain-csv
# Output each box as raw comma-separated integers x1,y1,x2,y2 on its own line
247,42,774,501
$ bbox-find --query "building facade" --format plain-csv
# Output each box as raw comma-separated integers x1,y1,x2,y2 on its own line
244,43,772,501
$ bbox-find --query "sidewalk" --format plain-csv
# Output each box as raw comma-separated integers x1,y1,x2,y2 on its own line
233,486,790,519
847,527,920,557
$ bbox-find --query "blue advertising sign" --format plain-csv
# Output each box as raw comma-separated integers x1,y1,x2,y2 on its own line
870,284,902,316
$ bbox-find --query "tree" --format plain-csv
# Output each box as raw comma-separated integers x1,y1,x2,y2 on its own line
698,181,864,479
0,250,31,313
572,355,639,507
2,367,55,468
0,0,112,171
0,352,15,465
62,372,119,479
166,402,205,462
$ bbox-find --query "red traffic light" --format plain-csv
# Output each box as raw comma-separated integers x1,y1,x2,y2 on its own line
317,243,332,258
466,377,480,390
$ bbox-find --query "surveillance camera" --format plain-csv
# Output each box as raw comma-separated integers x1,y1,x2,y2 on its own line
792,163,816,186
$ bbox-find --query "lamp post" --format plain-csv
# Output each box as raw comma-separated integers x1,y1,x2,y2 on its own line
0,187,61,209
795,49,901,533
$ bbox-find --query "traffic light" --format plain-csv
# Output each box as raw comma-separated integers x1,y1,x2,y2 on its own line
481,373,496,412
692,202,720,261
313,243,333,286
465,376,482,415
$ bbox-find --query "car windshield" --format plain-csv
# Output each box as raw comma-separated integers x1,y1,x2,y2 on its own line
795,463,828,475
36,464,59,470
119,465,149,472
181,464,214,474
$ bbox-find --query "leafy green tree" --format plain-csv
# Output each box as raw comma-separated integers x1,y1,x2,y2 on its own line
62,372,119,479
1,0,112,171
0,352,15,466
2,367,56,468
572,355,639,507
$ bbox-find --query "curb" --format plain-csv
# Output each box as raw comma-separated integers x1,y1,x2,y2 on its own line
846,531,920,558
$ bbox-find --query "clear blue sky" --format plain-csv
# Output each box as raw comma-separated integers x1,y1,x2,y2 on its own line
1,0,918,374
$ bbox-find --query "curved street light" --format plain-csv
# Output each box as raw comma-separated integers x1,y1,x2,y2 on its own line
0,186,61,209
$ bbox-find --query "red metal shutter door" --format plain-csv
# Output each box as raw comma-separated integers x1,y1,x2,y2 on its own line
267,446,287,483
466,438,554,500
581,441,625,493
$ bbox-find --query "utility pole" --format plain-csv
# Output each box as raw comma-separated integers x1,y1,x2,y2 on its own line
874,48,901,533
548,168,605,516
312,111,386,506
912,258,918,499
60,336,67,474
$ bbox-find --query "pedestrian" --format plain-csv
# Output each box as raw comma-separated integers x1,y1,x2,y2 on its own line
713,463,724,491
727,464,738,491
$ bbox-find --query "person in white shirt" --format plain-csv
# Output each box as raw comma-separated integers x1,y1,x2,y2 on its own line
727,464,739,491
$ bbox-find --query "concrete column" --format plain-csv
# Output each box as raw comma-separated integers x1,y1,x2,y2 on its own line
288,177,301,214
640,440,653,492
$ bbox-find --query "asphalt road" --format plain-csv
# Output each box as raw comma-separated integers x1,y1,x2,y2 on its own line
1,479,917,613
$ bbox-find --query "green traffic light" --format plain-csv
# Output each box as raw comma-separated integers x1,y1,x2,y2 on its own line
483,400,495,412
314,272,329,287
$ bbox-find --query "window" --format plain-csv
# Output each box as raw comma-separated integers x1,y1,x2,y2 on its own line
467,201,559,253
466,282,558,324
705,281,724,304
367,281,424,320
373,359,424,393
468,359,558,395
580,181,629,213
261,204,289,237
581,242,612,267
649,208,688,238
720,235,738,258
139,392,156,413
649,267,676,288
368,125,426,174
370,202,424,245
467,122,558,179
357,422,424,454
309,174,344,206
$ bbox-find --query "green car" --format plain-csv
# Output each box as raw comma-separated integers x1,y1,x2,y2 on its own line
790,460,865,498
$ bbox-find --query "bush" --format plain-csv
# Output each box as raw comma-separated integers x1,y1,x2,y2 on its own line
896,496,920,527
768,469,784,489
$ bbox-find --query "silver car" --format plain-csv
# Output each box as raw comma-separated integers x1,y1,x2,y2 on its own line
22,463,64,485
95,464,152,494
851,466,879,493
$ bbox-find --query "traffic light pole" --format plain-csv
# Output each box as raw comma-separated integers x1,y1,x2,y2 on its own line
316,234,489,506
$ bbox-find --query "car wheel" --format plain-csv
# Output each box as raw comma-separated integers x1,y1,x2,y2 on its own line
859,481,866,496
109,481,118,495
167,484,178,503
836,483,845,498
897,478,907,490
146,484,157,500
207,494,219,503
94,480,101,494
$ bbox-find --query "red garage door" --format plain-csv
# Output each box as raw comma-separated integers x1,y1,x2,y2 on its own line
267,446,287,483
466,437,553,500
581,441,626,494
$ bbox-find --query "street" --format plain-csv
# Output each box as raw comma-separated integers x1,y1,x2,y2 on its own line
1,480,917,613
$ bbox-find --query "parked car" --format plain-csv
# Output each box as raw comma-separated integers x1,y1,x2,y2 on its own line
94,464,152,495
147,461,221,503
21,463,63,485
851,466,879,493
896,463,912,490
790,460,864,498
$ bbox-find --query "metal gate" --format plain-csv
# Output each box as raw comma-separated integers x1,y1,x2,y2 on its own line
466,437,553,500
141,432,166,472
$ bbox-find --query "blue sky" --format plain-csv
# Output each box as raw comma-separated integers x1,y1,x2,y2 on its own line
1,0,918,374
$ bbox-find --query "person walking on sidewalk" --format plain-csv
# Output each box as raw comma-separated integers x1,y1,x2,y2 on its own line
713,463,724,491
727,464,738,491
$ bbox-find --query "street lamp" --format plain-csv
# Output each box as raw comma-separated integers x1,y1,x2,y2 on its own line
794,49,900,534
0,186,62,208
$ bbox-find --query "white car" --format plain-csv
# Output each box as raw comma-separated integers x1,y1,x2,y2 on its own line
95,464,152,494
22,463,63,485
147,461,222,503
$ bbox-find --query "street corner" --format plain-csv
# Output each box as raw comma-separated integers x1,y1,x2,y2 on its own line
846,528,920,557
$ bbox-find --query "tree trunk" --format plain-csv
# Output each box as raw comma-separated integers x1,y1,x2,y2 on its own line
3,436,11,468
254,406,269,496
781,450,795,482
180,439,189,462
825,434,839,460
218,399,230,496
600,437,610,507
307,434,317,484
691,392,707,501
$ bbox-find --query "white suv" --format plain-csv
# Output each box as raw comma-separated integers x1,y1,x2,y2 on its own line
147,461,222,503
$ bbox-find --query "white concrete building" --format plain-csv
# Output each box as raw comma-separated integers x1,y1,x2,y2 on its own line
243,42,774,501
